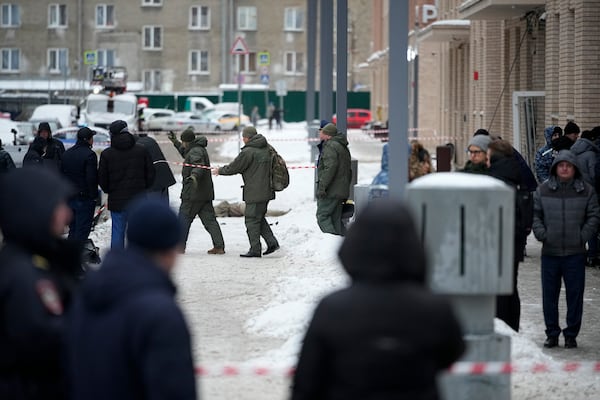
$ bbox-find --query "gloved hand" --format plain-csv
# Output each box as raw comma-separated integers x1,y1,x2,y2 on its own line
167,130,176,142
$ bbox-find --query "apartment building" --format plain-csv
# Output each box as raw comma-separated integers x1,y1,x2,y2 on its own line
366,0,600,167
0,0,372,94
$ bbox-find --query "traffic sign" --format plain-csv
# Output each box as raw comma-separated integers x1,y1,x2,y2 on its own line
258,51,270,66
83,50,97,65
230,36,249,55
275,79,287,96
260,74,269,84
261,66,269,74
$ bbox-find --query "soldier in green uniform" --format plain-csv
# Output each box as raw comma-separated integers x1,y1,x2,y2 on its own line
213,126,279,258
168,127,225,254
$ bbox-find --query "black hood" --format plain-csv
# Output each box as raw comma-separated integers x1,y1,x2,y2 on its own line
488,155,521,187
338,200,426,284
81,248,175,312
0,168,74,253
110,131,136,151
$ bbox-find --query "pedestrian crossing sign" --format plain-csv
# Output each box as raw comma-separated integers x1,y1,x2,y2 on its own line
258,52,270,66
84,51,97,65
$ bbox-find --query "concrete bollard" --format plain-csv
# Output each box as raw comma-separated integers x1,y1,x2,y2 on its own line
406,172,515,400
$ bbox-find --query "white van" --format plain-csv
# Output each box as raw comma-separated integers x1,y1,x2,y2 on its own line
30,104,78,129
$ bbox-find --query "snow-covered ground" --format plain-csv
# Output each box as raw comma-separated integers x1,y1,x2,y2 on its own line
89,123,599,399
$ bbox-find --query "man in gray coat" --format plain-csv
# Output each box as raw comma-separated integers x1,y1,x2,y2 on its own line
532,150,600,349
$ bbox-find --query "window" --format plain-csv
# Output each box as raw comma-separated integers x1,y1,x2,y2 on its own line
141,0,162,6
1,4,20,27
0,48,19,72
96,4,114,28
237,6,256,30
48,4,67,28
236,52,256,74
189,5,210,30
143,69,162,91
284,7,303,31
143,26,162,50
97,49,116,67
285,51,304,74
48,48,68,73
189,50,209,74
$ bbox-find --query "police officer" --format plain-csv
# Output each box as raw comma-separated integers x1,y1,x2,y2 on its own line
0,168,82,399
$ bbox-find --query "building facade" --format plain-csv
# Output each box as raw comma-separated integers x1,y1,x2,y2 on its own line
0,0,372,95
366,0,600,167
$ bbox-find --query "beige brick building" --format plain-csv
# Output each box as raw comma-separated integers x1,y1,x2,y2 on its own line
0,0,372,94
366,0,600,167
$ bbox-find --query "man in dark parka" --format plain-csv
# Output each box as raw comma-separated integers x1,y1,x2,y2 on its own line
136,132,176,202
168,127,224,254
66,197,197,400
0,168,81,400
291,200,465,400
214,126,279,257
316,123,352,235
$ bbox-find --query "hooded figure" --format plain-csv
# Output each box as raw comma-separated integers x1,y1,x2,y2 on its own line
535,126,559,183
66,197,197,400
532,150,600,349
570,129,600,185
291,201,465,400
22,135,47,167
36,121,65,171
0,168,81,399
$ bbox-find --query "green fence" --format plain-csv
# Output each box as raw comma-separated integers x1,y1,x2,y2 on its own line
137,91,370,122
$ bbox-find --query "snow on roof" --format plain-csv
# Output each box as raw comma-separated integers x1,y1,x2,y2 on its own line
0,79,143,92
218,83,269,91
430,19,471,27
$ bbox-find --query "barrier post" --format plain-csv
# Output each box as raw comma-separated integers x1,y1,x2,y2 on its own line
406,173,514,400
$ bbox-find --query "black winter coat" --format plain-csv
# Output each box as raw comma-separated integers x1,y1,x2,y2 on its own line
61,140,99,199
42,137,66,171
98,132,155,211
66,248,197,400
0,148,15,172
292,202,465,400
0,168,81,400
136,135,176,192
22,139,45,167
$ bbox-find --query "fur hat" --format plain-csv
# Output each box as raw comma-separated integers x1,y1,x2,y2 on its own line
180,127,196,143
126,197,182,251
242,126,257,138
467,135,492,152
321,123,338,137
564,121,580,136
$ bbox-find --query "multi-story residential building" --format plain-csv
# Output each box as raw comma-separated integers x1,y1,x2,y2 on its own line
366,0,600,167
0,0,372,96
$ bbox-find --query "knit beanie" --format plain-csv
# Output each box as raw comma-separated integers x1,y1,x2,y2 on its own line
242,126,257,138
320,119,330,129
473,128,489,137
109,120,128,136
321,123,338,137
564,121,580,136
467,135,492,152
126,197,182,251
180,127,196,143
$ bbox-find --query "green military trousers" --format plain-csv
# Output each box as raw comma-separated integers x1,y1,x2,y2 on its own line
245,201,278,254
316,197,343,235
179,200,225,250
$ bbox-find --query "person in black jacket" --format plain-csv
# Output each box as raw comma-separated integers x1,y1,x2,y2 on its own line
0,139,16,173
66,197,197,400
0,168,82,400
135,132,176,202
37,122,65,171
98,120,155,249
22,136,47,167
486,139,531,332
291,200,465,400
61,127,99,241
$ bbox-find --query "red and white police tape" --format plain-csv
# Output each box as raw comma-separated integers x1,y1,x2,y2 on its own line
194,361,600,377
165,160,316,170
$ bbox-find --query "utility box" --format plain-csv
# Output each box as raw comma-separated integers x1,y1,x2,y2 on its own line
406,172,515,400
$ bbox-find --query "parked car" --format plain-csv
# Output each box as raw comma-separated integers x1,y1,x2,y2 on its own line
163,112,220,133
142,109,175,131
53,126,111,150
15,122,36,144
203,109,250,131
332,108,372,129
30,104,78,128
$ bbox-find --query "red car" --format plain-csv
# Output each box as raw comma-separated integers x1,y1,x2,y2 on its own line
332,108,372,129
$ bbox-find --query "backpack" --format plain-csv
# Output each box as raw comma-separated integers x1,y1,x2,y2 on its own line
268,145,289,191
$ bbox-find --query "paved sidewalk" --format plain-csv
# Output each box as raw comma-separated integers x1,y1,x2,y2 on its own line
519,235,600,361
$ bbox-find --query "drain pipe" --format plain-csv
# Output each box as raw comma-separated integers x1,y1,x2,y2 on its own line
77,0,83,102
